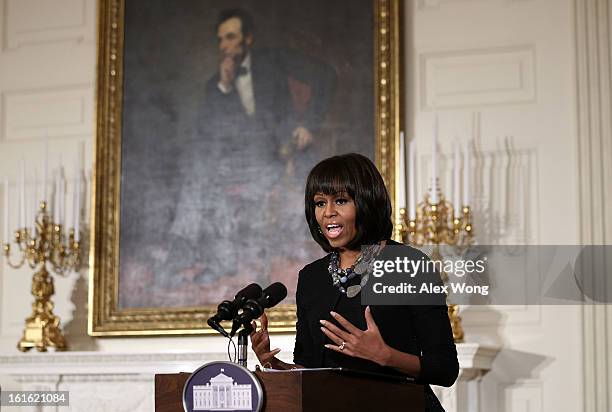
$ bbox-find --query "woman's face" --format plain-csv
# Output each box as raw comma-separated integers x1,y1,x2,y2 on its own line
314,191,357,250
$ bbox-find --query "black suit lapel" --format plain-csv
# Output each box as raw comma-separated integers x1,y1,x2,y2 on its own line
250,49,287,121
250,51,264,117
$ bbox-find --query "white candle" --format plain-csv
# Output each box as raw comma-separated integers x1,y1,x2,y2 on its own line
3,178,8,244
43,136,48,202
75,170,81,242
87,169,92,226
398,132,406,210
408,139,416,220
19,160,25,228
78,141,84,173
31,169,37,235
463,139,471,206
34,168,38,212
71,168,75,232
53,172,59,223
24,175,30,233
431,115,439,203
59,168,65,226
453,140,461,216
75,143,83,241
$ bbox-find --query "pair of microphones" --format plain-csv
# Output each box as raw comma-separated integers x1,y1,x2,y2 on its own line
207,282,287,338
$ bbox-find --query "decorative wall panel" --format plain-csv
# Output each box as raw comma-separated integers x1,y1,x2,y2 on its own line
420,46,536,109
3,0,90,49
2,86,93,140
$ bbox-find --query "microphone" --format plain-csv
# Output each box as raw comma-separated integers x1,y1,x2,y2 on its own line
207,283,262,337
230,282,287,337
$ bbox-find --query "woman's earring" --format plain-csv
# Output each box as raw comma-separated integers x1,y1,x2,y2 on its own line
317,226,324,234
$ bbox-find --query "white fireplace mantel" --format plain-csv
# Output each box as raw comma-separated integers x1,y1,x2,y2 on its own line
0,343,499,412
436,343,500,412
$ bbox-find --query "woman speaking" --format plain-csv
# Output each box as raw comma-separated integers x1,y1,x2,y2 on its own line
250,153,458,411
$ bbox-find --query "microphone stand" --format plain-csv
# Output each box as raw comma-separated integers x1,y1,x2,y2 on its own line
236,323,253,367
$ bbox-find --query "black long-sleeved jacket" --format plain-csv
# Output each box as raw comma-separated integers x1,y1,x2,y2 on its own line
293,241,459,411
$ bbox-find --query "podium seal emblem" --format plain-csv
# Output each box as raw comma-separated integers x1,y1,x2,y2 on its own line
182,361,263,412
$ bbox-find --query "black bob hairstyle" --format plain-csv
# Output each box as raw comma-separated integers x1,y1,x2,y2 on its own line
305,153,393,253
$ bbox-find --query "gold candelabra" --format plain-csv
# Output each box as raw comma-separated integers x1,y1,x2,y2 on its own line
398,187,474,343
3,201,80,352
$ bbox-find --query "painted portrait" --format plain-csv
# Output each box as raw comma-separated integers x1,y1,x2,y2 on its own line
90,0,401,335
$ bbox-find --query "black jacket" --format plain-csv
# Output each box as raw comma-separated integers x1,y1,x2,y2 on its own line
293,241,459,411
203,47,337,141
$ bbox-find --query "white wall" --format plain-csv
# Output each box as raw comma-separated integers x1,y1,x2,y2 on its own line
0,0,600,411
0,0,97,351
407,0,583,411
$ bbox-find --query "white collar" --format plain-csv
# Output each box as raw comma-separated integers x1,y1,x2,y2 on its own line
240,53,252,71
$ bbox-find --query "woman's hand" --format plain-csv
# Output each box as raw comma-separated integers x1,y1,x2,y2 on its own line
250,312,281,366
320,306,391,366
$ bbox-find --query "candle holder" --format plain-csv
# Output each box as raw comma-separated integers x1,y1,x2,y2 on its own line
3,201,80,352
398,186,474,343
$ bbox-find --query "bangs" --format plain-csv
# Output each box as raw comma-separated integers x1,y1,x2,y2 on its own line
305,159,356,199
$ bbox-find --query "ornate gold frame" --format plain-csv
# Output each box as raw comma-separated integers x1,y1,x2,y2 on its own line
89,0,403,336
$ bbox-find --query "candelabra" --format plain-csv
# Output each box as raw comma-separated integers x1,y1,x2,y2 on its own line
398,185,474,343
3,202,80,352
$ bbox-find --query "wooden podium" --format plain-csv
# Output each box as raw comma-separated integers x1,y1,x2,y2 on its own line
155,369,424,411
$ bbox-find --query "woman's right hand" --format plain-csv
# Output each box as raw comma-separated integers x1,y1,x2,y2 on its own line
250,312,281,366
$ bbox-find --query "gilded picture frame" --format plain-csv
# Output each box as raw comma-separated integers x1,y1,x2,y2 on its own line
89,0,403,336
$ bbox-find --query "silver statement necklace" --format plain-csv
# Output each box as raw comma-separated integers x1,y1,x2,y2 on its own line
328,243,385,298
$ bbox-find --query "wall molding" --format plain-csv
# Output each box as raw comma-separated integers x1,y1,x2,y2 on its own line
500,380,543,412
574,1,612,411
2,0,91,50
1,84,93,141
419,45,536,109
0,351,228,374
